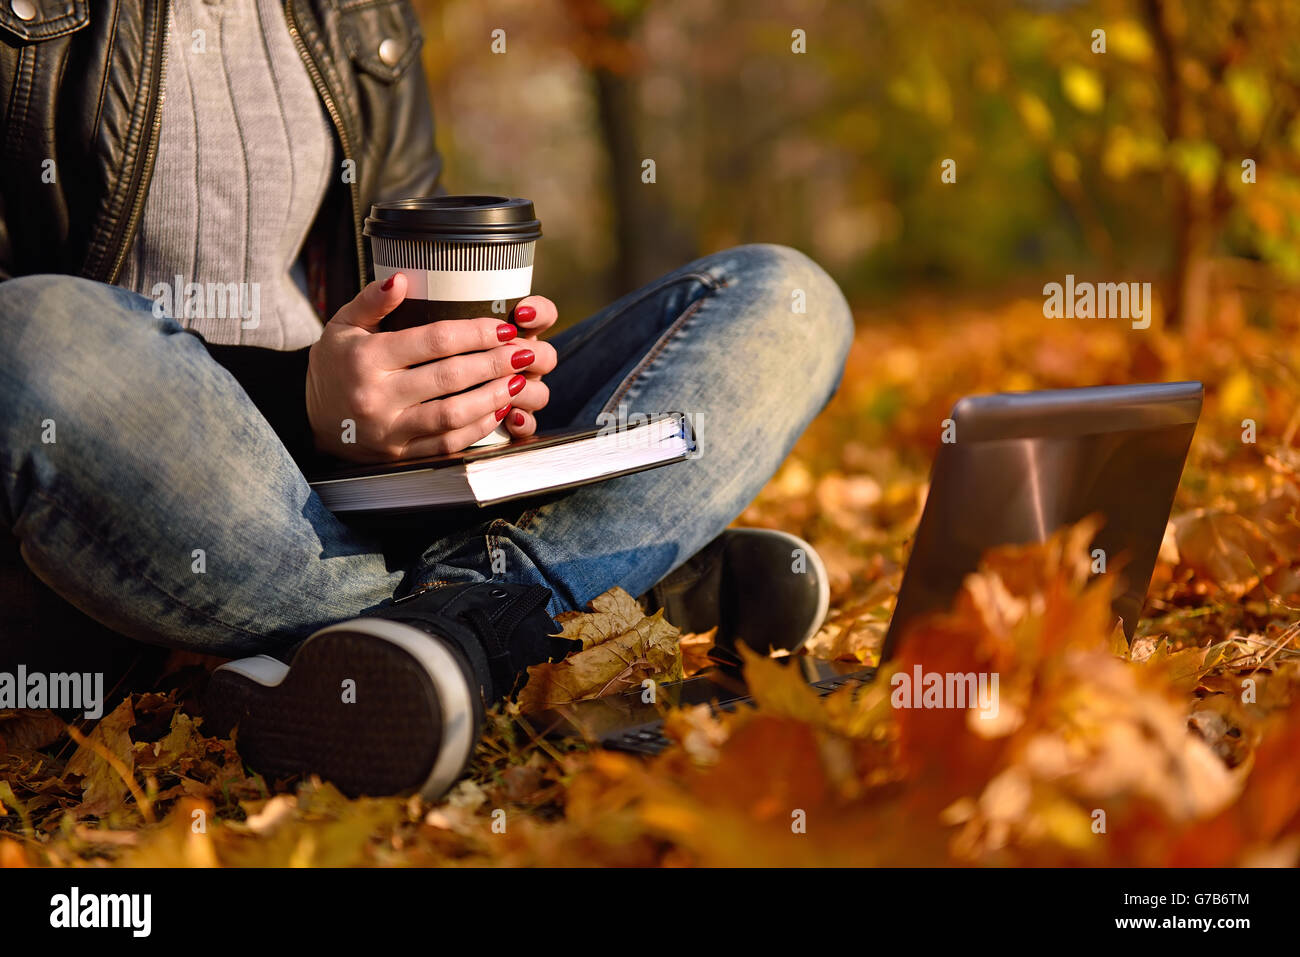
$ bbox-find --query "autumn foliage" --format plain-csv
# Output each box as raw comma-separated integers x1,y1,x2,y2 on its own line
4,286,1300,867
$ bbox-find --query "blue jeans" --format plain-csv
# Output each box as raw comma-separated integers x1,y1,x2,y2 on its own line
0,244,852,659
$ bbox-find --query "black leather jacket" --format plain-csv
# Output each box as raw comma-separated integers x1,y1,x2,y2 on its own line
0,0,446,462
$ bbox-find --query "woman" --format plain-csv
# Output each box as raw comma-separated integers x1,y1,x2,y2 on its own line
0,0,852,796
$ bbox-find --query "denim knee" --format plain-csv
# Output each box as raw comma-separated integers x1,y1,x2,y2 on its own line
0,274,176,440
0,272,169,350
709,243,855,404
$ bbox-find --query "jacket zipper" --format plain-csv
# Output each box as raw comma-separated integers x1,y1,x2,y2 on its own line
104,1,169,285
102,2,367,294
284,0,368,293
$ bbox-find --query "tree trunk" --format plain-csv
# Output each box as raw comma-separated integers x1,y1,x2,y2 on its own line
1143,0,1204,330
592,61,648,299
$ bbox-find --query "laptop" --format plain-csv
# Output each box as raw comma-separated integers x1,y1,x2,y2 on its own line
533,381,1204,754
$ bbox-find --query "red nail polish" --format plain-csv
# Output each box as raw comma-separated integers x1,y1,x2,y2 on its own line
496,323,517,342
381,274,396,291
495,405,511,422
514,304,536,323
511,410,525,427
511,349,535,370
508,374,526,396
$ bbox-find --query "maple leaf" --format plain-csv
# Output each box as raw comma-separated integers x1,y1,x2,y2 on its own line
516,587,684,712
62,698,139,819
551,586,650,649
679,627,717,677
134,710,202,773
737,645,825,724
661,704,729,764
1173,508,1278,596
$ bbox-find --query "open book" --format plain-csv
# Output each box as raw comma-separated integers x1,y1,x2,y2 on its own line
309,412,695,512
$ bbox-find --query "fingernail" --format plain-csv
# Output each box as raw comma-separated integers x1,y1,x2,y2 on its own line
511,411,525,427
508,373,526,396
514,304,536,324
496,323,517,342
381,274,397,291
511,349,535,370
495,405,511,422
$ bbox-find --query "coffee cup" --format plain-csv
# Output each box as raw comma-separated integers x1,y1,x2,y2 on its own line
364,195,542,446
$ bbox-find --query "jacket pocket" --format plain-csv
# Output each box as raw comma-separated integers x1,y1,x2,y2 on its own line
337,0,422,83
0,0,90,43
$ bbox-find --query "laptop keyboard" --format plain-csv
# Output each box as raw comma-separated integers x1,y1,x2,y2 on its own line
600,667,876,755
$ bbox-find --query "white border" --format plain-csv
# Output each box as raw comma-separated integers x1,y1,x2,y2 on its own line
374,264,533,302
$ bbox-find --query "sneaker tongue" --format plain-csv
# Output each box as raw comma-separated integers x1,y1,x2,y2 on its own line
378,582,571,704
470,586,581,701
489,584,554,637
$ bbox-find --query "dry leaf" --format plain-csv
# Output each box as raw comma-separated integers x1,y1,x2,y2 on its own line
518,590,684,712
680,627,717,677
0,709,67,751
553,586,650,650
62,698,137,819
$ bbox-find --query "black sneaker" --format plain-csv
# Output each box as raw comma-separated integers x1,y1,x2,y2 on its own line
201,581,578,800
639,528,830,659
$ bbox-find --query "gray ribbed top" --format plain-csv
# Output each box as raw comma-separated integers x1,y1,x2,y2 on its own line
119,0,335,349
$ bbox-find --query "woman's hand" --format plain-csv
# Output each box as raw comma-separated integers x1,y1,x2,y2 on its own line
504,295,560,439
306,273,557,461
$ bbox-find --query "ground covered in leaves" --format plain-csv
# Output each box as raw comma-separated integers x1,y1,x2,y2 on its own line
4,284,1300,866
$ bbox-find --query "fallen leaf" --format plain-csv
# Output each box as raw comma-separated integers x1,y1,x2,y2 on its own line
62,699,138,819
518,596,683,711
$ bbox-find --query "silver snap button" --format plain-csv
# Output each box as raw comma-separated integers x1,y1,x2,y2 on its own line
10,0,37,22
378,37,401,66
489,588,508,599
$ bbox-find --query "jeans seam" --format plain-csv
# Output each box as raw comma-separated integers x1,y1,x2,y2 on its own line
600,282,721,416
516,276,728,534
13,475,272,643
516,504,543,534
555,270,721,362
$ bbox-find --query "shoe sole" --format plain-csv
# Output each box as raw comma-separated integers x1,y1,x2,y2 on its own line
202,619,475,800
